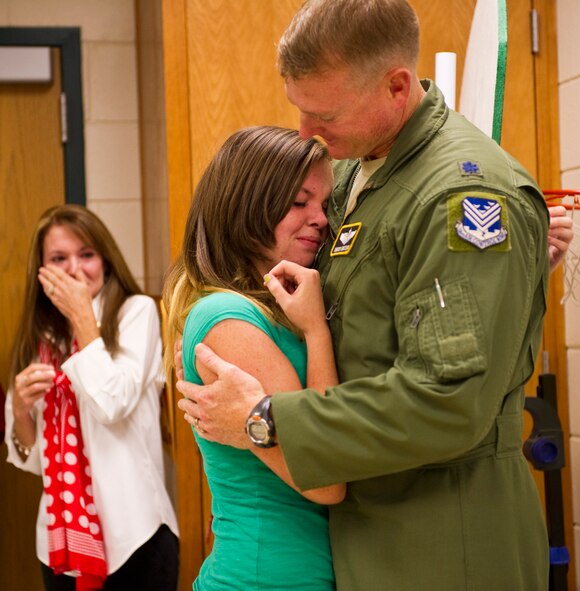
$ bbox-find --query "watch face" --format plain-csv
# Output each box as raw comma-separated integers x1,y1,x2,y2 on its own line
248,418,269,442
246,398,276,448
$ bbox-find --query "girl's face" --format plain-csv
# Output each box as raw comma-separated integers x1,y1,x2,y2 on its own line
42,224,106,298
257,159,333,274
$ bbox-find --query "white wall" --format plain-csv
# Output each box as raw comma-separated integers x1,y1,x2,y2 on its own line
0,0,145,287
557,0,580,587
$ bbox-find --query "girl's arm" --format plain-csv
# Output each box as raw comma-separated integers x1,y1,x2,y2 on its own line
265,260,338,393
197,316,345,504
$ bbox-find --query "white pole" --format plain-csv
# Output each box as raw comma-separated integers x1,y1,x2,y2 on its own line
435,52,457,110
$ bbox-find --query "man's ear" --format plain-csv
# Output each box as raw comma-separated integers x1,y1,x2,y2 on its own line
384,67,412,108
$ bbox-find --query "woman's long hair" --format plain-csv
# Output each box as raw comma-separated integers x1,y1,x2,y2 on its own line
163,126,329,376
10,204,142,383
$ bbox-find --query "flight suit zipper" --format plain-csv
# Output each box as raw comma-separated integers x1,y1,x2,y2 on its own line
323,238,382,323
410,306,422,328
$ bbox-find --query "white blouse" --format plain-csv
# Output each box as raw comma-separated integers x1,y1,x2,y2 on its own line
4,294,179,574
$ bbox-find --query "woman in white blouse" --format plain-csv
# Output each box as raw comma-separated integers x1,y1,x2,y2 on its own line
5,205,178,591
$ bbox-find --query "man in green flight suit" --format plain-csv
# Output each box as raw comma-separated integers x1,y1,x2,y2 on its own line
176,1,571,589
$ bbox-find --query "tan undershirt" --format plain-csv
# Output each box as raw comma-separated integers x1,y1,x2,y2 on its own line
344,155,387,218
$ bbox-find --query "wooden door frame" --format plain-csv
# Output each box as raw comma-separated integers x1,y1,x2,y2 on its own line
0,27,86,204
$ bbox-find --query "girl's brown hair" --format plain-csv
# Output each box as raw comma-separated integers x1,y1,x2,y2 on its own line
162,125,329,376
10,204,142,382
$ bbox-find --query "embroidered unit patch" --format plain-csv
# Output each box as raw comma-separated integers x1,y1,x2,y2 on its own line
458,161,483,177
330,222,362,256
448,192,510,252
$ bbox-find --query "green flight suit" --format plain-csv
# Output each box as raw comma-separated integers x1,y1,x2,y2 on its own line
271,80,550,591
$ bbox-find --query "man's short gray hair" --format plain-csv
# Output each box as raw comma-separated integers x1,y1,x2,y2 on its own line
277,0,420,81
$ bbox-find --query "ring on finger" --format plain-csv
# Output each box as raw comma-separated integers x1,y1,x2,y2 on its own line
48,283,55,295
193,417,204,433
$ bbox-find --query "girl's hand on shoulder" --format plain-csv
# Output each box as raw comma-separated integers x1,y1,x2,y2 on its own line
265,260,327,334
548,205,574,271
13,363,56,419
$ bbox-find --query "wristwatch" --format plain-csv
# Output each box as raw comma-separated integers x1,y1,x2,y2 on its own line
245,396,277,448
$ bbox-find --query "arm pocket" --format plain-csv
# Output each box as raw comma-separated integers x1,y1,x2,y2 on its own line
396,275,488,382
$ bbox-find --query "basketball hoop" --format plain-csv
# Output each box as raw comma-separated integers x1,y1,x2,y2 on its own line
543,189,580,211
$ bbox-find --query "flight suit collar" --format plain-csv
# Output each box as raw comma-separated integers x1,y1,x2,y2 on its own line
326,78,448,237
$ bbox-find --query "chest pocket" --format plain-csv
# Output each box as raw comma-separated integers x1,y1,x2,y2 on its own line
396,275,488,382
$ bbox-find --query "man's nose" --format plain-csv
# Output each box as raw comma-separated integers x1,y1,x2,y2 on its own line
299,114,320,139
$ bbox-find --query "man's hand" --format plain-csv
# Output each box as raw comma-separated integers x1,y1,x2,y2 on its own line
548,205,574,271
176,343,267,449
174,339,184,381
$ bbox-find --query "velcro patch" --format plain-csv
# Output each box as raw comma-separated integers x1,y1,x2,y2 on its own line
458,160,483,177
330,222,362,256
448,192,510,252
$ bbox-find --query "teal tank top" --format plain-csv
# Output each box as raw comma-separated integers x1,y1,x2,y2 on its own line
182,292,335,591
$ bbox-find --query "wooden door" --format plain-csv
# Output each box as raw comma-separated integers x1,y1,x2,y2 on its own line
0,48,66,591
162,1,572,589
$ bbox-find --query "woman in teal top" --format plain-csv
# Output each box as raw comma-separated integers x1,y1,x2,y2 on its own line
163,126,345,590
183,292,333,590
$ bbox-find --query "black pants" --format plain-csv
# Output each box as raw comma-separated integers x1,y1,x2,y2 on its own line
41,524,179,591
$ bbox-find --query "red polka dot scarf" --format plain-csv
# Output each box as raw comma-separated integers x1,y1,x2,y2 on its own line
40,342,107,590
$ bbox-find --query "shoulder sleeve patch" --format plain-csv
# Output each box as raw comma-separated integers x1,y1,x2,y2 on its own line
447,192,511,252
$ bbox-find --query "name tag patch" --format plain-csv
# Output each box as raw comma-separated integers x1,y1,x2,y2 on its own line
448,192,510,252
330,222,362,256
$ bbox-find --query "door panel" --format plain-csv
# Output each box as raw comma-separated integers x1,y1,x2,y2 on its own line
0,47,65,591
0,48,65,386
413,0,538,171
